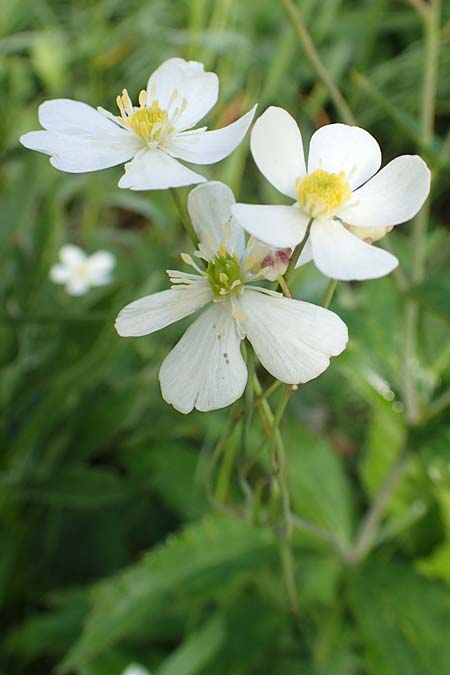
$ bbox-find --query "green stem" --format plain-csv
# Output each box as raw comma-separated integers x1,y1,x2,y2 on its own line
402,0,440,425
348,451,410,564
284,218,313,284
322,279,337,308
170,188,198,247
282,0,356,125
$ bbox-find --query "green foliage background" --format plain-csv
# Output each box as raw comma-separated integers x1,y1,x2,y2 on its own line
1,0,450,673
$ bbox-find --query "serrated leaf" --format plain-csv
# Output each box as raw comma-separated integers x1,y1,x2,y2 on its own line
286,425,353,544
349,560,450,675
60,515,276,671
156,614,224,675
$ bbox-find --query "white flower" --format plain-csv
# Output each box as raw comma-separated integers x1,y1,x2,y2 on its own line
20,58,256,191
232,106,431,281
122,665,150,675
115,181,348,414
50,245,115,295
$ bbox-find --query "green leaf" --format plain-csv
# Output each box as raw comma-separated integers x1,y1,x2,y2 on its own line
286,425,354,544
60,515,276,672
360,401,406,498
348,559,450,674
410,283,450,322
14,466,133,509
156,614,224,675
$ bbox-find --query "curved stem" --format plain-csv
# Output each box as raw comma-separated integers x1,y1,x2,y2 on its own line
170,188,198,247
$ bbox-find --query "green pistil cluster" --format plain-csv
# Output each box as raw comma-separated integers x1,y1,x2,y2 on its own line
206,249,243,299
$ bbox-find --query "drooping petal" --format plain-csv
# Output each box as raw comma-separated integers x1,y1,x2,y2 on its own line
339,155,431,229
250,106,306,199
87,251,116,284
310,218,398,281
146,58,219,131
165,105,256,165
118,149,206,190
240,288,348,384
60,244,86,267
307,123,381,189
232,204,309,249
159,302,247,413
20,100,141,173
187,181,245,260
115,280,212,337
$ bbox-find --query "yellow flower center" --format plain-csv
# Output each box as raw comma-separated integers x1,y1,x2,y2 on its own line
116,89,175,143
296,169,351,218
206,244,244,299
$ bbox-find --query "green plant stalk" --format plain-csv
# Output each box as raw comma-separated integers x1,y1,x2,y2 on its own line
170,188,198,247
322,279,337,308
281,0,356,125
347,451,410,564
402,0,440,425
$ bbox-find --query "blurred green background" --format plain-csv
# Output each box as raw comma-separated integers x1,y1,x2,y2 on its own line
1,0,450,673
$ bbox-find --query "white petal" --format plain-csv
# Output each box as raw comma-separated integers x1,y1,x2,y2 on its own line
159,301,247,413
165,105,256,165
49,264,70,284
339,155,431,229
37,99,123,135
60,244,86,267
147,58,219,131
115,280,212,337
20,100,140,173
66,278,90,296
307,123,381,189
87,251,116,281
240,289,348,384
232,204,309,249
250,106,306,199
295,237,313,268
187,181,245,260
122,663,150,675
118,149,206,190
310,218,398,281
122,666,150,675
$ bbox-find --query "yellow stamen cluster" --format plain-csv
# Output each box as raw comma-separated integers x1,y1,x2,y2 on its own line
116,89,174,142
296,169,351,218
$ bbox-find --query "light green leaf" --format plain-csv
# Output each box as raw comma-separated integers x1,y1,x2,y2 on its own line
60,515,276,672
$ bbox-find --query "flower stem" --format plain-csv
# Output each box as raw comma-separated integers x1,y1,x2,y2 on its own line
282,0,356,125
322,279,338,308
170,188,198,247
284,218,313,282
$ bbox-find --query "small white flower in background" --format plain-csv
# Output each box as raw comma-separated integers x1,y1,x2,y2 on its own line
20,58,256,191
50,245,115,296
122,665,151,675
232,106,431,281
115,181,348,414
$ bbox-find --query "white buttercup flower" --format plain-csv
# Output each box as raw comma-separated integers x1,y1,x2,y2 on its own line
50,245,115,295
115,181,348,414
20,58,256,191
232,106,431,281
